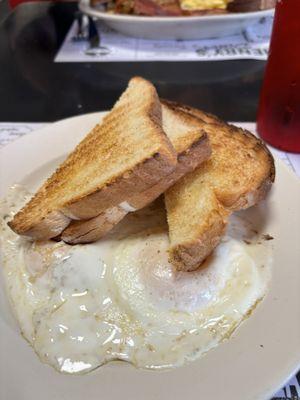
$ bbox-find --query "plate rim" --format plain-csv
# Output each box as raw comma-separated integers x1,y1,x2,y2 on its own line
0,113,299,400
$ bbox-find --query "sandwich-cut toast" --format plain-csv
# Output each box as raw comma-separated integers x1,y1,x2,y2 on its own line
9,77,177,240
61,100,211,244
164,101,275,271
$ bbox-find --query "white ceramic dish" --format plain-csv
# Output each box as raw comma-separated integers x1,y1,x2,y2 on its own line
79,0,274,40
0,113,299,400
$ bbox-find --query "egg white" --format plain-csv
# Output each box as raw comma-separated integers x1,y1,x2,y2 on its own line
0,185,272,374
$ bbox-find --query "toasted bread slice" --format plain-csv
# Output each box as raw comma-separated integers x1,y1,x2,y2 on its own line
165,102,275,271
61,101,211,244
9,77,177,240
61,206,128,244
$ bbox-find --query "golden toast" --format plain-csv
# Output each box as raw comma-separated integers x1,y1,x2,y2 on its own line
61,100,211,244
165,101,275,271
9,77,177,239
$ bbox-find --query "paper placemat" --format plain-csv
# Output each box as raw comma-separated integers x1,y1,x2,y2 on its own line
0,123,46,148
55,16,272,63
0,122,299,399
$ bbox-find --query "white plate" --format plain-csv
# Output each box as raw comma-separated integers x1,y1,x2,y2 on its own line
0,112,299,400
79,0,274,40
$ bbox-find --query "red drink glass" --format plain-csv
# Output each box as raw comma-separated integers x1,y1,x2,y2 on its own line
257,0,300,153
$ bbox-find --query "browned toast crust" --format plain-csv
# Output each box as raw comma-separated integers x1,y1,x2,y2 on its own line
61,151,176,219
165,103,275,271
170,209,228,271
129,131,211,209
162,99,222,125
18,211,71,241
61,130,211,244
62,206,127,244
59,100,212,245
166,101,275,210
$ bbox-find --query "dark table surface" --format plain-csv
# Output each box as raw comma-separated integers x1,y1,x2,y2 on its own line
0,1,266,122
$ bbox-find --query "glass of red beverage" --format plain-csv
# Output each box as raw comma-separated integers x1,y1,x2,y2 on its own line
257,0,300,153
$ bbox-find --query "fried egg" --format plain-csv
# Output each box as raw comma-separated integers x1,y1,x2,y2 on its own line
0,185,272,374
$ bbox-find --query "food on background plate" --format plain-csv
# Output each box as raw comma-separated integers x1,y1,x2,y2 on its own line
91,0,275,17
1,76,275,374
227,0,276,12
